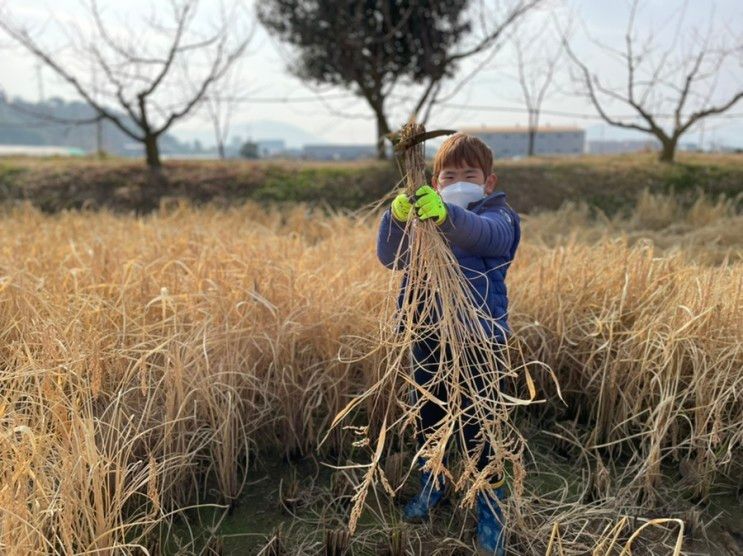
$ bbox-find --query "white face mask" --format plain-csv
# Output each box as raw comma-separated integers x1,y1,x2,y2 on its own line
439,181,485,208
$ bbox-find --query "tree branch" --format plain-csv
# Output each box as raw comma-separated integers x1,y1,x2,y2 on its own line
0,15,143,140
563,38,653,134
447,0,544,63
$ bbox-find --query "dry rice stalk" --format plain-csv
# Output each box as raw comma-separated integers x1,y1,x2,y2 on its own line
618,519,684,556
545,522,564,556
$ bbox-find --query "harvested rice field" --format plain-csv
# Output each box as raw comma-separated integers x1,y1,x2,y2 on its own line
0,189,741,555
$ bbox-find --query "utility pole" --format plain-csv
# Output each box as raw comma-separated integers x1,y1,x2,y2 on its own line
35,62,44,102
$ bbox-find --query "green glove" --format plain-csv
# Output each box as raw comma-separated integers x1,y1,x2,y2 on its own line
391,192,413,222
414,185,447,225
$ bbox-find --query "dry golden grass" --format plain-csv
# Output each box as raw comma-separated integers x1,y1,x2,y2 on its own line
524,190,742,265
0,191,740,554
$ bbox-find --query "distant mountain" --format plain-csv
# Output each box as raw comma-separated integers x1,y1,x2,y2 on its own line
239,119,324,148
171,118,326,153
0,93,193,156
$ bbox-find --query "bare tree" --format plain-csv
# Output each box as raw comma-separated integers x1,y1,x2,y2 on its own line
199,66,244,159
181,5,254,160
564,0,743,163
259,0,543,159
510,17,566,156
0,0,252,173
203,87,236,159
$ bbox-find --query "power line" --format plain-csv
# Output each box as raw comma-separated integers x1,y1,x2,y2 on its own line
431,101,743,121
3,91,740,130
216,92,743,121
219,93,357,103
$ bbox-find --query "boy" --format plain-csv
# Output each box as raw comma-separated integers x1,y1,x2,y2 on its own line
376,133,521,555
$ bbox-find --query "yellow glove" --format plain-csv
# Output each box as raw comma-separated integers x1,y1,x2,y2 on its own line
391,192,413,222
414,185,447,225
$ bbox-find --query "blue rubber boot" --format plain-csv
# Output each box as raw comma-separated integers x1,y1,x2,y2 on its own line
475,481,506,555
402,457,446,522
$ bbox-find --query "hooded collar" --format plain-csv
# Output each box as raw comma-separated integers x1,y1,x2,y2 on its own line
467,190,506,211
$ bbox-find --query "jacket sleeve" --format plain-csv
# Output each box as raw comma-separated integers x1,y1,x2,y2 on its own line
376,209,411,270
438,203,514,258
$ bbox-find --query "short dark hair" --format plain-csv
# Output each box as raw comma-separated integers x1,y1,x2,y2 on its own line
433,133,493,177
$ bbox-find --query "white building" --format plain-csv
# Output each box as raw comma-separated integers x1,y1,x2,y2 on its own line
462,126,585,158
587,139,660,155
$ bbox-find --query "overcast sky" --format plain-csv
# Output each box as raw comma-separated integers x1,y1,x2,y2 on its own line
1,0,741,148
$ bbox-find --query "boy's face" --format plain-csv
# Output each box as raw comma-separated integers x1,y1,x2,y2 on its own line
432,164,498,194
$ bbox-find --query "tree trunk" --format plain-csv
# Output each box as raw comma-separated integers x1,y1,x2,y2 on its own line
527,111,538,157
375,109,390,161
144,134,162,172
218,141,226,159
96,118,103,158
527,128,536,157
143,133,167,209
658,137,677,163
